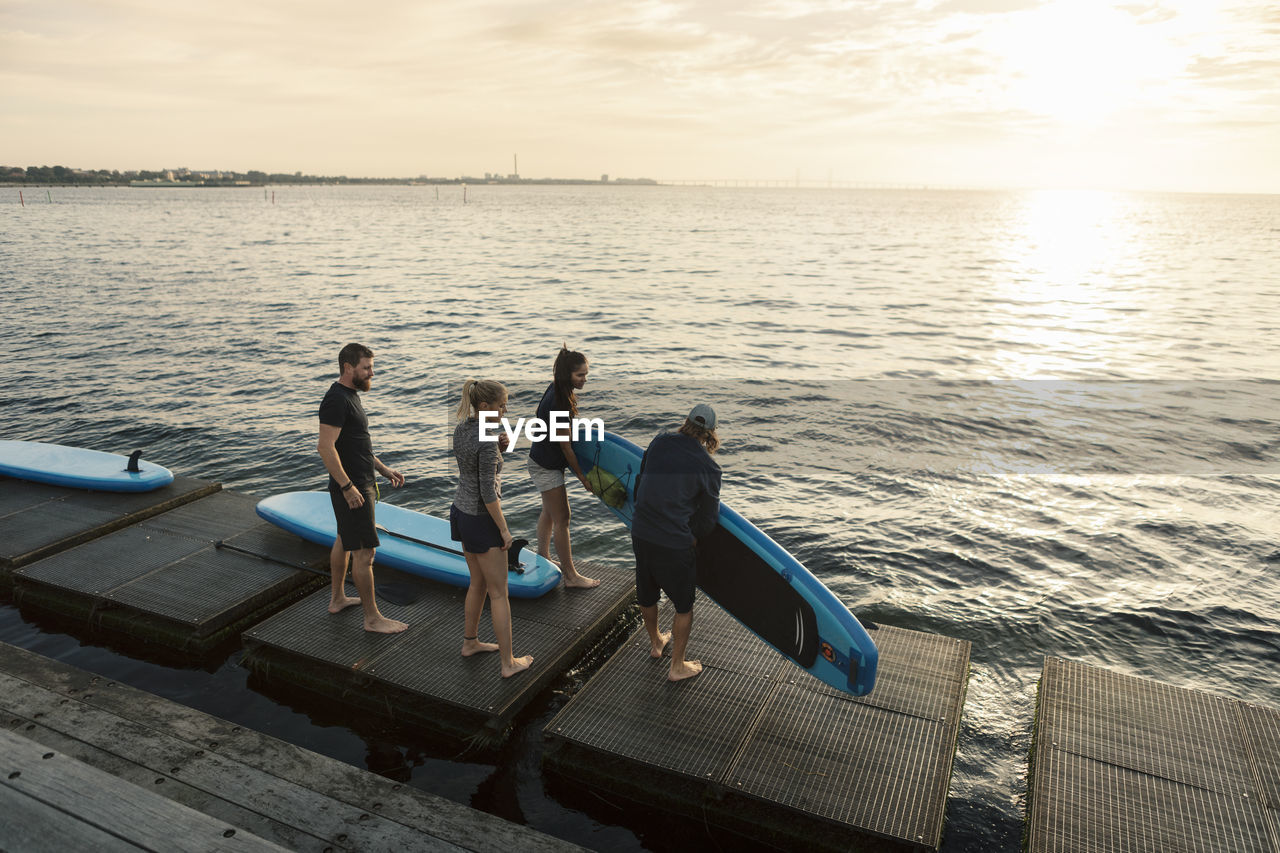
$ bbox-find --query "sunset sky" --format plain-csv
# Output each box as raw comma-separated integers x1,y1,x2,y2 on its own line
3,0,1277,192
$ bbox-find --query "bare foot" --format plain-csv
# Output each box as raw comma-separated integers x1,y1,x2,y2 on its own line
461,638,499,657
651,631,671,659
501,655,533,677
328,595,361,614
668,659,703,682
563,572,601,589
364,616,409,634
539,553,561,567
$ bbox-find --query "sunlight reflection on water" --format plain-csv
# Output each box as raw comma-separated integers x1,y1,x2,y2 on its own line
2,185,1277,852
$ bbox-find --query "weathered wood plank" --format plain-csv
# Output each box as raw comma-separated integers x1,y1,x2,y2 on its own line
0,783,144,853
0,641,582,853
0,671,466,853
0,719,331,852
0,727,287,852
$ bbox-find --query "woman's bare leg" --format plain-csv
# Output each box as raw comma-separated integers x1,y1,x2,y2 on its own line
478,548,532,677
541,486,599,588
461,551,498,656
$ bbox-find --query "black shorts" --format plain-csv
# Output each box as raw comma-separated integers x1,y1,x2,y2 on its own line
450,504,504,553
329,482,379,552
632,534,696,613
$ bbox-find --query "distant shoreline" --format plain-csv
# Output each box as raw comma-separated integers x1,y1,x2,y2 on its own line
0,166,659,189
0,179,660,189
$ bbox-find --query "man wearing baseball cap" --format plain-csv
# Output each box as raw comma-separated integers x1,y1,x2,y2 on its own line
631,404,722,681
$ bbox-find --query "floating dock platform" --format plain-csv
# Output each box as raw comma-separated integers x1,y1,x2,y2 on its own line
1027,656,1280,853
10,487,325,657
0,640,580,852
242,559,636,743
544,598,971,852
0,474,219,582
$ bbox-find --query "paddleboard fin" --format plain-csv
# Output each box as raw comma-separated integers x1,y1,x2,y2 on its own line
126,450,143,472
508,538,528,573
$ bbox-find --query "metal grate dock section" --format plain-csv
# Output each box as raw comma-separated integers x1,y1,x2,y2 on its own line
11,490,324,655
242,559,635,741
0,475,219,574
545,598,971,852
1027,657,1280,853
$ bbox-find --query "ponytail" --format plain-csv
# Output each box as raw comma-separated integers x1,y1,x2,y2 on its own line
457,379,507,421
552,345,587,418
456,379,478,421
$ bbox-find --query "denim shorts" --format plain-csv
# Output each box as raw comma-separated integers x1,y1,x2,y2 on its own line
527,455,566,493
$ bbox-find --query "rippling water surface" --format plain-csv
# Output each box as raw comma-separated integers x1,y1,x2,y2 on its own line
2,185,1278,851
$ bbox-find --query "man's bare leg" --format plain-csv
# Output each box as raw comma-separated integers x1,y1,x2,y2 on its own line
640,603,671,659
328,537,361,613
349,548,408,633
668,609,702,681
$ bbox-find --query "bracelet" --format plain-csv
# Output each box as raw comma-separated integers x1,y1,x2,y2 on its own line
341,482,355,492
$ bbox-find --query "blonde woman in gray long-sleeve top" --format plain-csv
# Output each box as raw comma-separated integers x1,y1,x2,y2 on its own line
451,379,533,678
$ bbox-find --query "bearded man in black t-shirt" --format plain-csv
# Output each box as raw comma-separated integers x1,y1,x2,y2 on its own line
317,342,408,634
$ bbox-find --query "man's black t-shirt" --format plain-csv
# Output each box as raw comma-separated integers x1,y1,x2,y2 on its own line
319,382,375,487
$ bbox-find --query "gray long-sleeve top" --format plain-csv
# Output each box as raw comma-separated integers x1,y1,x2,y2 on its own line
453,418,502,514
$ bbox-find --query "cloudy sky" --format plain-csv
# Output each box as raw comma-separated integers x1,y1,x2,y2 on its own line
3,0,1277,191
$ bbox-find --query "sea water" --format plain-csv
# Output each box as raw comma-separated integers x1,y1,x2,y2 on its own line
2,184,1277,850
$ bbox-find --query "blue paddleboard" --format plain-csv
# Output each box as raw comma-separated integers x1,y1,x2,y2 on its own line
573,430,878,695
256,492,562,598
0,440,174,493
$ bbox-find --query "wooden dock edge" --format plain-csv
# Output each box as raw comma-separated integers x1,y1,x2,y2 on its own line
13,573,323,660
1,480,223,574
0,640,583,853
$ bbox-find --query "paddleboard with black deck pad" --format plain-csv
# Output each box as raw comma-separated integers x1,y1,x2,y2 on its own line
256,491,562,598
573,429,877,695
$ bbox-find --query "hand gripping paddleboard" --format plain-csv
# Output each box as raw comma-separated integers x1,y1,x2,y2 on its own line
573,430,878,695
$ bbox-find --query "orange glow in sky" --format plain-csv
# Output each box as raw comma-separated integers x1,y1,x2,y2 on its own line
2,0,1276,192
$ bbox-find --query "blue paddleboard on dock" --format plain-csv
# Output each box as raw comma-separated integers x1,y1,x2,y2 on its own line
573,430,878,695
0,440,175,493
256,492,562,598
